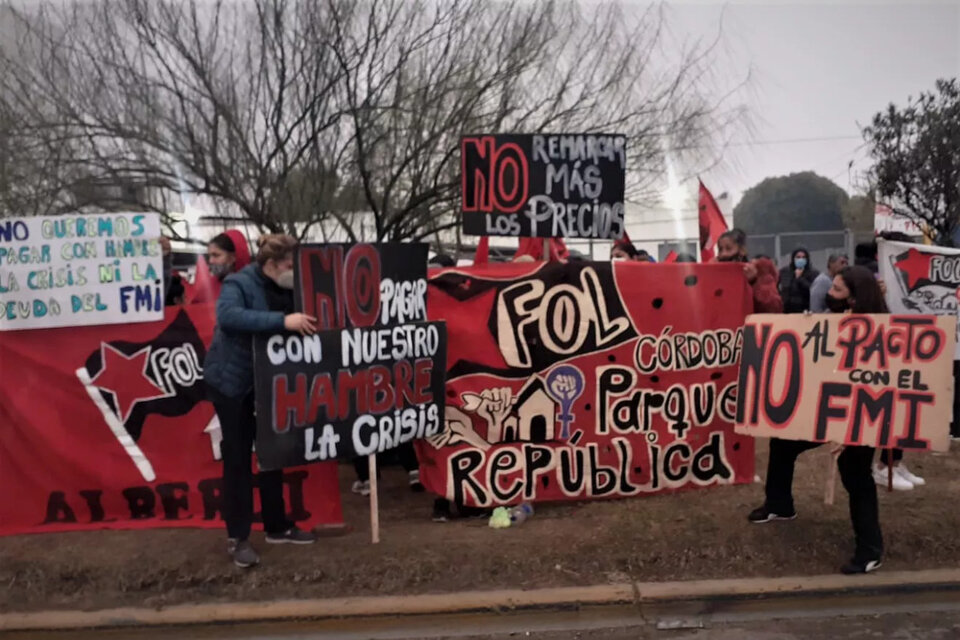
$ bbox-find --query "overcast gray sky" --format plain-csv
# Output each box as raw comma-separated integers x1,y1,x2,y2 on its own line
665,0,960,209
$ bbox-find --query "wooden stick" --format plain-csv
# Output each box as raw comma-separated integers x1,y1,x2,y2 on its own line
542,237,550,262
824,445,841,505
368,454,380,544
886,448,894,493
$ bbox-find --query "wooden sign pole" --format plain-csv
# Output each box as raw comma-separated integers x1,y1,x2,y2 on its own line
368,454,380,544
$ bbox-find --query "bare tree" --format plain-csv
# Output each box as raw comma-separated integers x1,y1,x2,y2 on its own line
1,0,748,242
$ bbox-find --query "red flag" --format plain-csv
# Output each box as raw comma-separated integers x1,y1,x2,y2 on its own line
664,250,678,263
698,180,728,262
473,237,490,266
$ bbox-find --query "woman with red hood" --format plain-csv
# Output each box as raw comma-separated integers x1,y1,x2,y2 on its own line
191,229,252,304
715,229,783,313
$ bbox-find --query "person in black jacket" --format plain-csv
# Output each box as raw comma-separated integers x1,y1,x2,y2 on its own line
778,247,819,313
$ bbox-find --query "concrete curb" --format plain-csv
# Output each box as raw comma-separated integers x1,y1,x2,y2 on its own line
3,569,960,632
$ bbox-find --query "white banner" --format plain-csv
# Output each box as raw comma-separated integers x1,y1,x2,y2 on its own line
879,238,960,359
0,213,163,331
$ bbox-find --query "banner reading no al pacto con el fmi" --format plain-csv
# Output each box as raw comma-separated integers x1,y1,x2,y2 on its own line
0,213,163,330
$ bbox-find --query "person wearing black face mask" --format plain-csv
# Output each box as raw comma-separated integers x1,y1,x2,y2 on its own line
715,229,783,313
748,265,886,575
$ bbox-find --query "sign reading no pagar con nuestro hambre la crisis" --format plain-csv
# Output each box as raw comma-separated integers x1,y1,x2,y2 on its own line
252,243,447,470
0,213,163,330
735,313,956,452
461,134,627,239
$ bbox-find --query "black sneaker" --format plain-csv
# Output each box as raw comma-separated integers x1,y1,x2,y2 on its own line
265,526,316,545
432,498,451,523
232,540,260,568
409,470,425,493
747,505,797,523
841,558,882,575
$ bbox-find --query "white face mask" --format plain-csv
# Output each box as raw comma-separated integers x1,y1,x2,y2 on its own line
275,270,295,290
611,256,627,262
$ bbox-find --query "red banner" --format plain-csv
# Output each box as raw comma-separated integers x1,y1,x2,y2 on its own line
418,261,755,506
0,305,342,535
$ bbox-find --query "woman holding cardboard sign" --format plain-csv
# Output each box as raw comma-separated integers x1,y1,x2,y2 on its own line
748,265,886,575
204,234,318,568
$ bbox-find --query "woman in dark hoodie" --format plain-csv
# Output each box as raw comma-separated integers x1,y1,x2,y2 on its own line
778,248,819,313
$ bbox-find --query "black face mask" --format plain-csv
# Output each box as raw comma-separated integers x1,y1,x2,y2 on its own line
825,294,850,313
718,254,747,263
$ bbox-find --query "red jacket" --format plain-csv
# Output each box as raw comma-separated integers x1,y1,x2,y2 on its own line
750,257,783,313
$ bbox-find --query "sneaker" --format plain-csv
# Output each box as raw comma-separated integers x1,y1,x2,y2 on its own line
841,558,882,575
895,464,925,487
409,470,425,493
873,464,913,491
352,480,371,496
747,505,797,524
265,526,316,545
232,540,259,568
432,498,451,523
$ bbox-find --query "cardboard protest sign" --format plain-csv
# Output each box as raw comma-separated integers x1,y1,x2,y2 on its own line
255,242,446,470
461,134,626,239
735,313,956,452
879,239,960,358
418,261,757,507
295,242,428,328
0,213,163,330
252,322,447,469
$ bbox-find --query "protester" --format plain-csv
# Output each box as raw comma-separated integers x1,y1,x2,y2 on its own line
778,248,819,313
159,237,186,306
191,229,252,304
611,239,639,261
715,229,783,313
749,264,885,575
855,241,879,273
204,234,318,568
352,445,424,496
809,254,849,312
429,254,457,267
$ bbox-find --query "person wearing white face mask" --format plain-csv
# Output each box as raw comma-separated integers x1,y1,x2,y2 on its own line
204,234,318,568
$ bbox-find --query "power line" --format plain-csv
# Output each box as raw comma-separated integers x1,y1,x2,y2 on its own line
726,134,863,148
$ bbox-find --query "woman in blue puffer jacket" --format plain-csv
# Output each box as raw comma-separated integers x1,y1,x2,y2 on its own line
204,234,318,568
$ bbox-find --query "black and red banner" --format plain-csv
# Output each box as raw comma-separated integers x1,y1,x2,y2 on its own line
417,261,755,506
461,134,626,238
0,305,342,535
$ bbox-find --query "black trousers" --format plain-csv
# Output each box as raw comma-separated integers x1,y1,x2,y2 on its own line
765,438,883,563
353,442,419,481
210,389,290,540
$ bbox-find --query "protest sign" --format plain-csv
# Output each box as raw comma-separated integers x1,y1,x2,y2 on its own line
879,239,960,358
0,305,342,535
295,242,428,327
0,213,163,330
255,242,446,471
252,322,447,470
417,261,756,507
735,313,955,452
461,134,626,239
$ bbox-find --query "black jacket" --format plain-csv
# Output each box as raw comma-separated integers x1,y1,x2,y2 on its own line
778,248,820,314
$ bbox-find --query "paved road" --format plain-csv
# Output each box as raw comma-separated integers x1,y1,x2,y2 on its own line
7,587,960,639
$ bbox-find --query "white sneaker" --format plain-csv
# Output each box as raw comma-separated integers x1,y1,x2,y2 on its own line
873,464,913,491
351,480,371,496
895,464,925,487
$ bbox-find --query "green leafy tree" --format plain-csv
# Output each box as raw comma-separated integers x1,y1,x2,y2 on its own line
733,171,848,235
862,78,960,246
841,193,876,234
